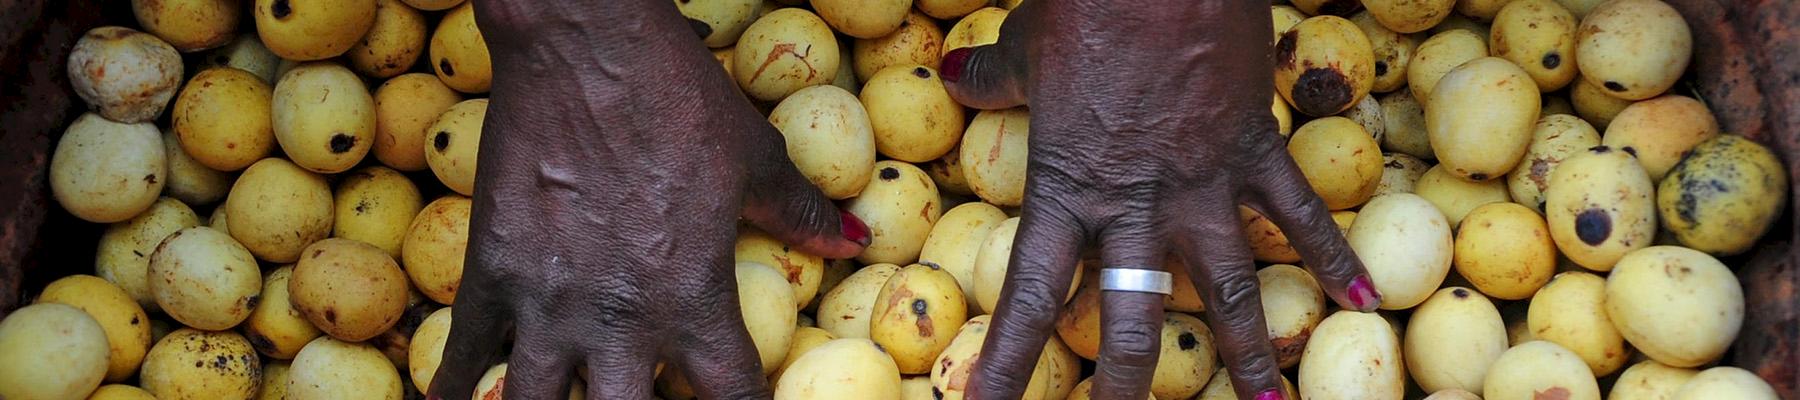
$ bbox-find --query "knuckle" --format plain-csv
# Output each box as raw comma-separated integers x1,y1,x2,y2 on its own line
1000,274,1067,324
1211,273,1262,315
1102,320,1162,363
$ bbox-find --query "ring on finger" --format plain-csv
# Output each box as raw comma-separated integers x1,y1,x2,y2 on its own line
1098,267,1173,295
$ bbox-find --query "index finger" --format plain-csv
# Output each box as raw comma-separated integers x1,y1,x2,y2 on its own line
1249,154,1382,312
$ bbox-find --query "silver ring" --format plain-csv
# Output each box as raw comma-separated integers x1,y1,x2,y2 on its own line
1099,268,1174,295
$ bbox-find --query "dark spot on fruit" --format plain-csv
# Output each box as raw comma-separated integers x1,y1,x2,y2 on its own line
439,58,456,76
1453,288,1469,298
1293,68,1354,116
213,354,232,369
144,174,158,184
195,360,204,368
130,316,140,325
1178,332,1199,350
920,261,942,270
880,167,900,180
911,299,929,316
1591,145,1611,153
1604,81,1626,92
354,200,369,214
1316,0,1363,16
244,295,259,310
133,250,145,258
1542,53,1561,69
246,331,276,354
685,18,712,39
434,131,451,152
933,387,944,399
325,308,338,323
1374,60,1389,77
1275,30,1299,69
1621,146,1637,157
329,133,355,153
1469,173,1489,181
313,249,324,258
912,67,931,78
1575,208,1612,246
271,0,291,19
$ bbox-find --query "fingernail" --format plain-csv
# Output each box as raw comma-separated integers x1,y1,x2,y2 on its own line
840,210,872,247
1257,388,1285,400
941,47,972,83
1348,274,1382,311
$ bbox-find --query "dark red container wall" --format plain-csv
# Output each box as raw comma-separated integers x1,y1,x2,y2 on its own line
1666,0,1800,395
0,0,1795,395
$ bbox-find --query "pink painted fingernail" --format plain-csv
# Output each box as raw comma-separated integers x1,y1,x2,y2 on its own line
840,210,871,247
1257,388,1285,400
1348,274,1382,311
941,48,972,83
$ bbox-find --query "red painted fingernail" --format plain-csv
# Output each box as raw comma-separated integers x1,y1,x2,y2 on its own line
1257,388,1285,400
1349,274,1382,311
840,210,871,247
941,47,972,83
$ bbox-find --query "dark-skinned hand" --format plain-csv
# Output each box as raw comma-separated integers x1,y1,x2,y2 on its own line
424,1,869,399
940,2,1383,399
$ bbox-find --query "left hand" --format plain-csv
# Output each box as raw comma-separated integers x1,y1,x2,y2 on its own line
939,2,1382,399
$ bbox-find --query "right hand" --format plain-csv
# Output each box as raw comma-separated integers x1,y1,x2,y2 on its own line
939,2,1381,399
426,2,867,399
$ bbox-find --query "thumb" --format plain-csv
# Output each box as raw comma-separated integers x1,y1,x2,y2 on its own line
942,42,1028,110
740,128,870,260
941,9,1034,111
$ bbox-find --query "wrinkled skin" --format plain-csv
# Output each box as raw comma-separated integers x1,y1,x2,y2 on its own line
426,1,868,399
431,1,1380,400
940,2,1380,399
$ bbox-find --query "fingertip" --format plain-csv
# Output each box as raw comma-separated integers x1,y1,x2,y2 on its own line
1345,274,1382,312
941,47,972,83
839,210,871,248
1257,388,1286,400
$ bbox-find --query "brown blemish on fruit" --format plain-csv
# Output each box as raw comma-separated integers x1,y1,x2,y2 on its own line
1470,172,1489,181
440,59,456,76
324,308,338,323
329,133,355,153
1575,208,1612,245
1178,332,1198,350
1453,288,1470,298
880,167,900,180
1603,81,1626,92
144,173,158,184
1293,67,1353,116
1543,53,1561,69
773,255,802,283
483,375,506,400
271,0,291,19
1374,60,1389,77
1275,30,1299,70
1534,386,1570,400
434,131,451,152
1530,158,1551,188
1272,330,1311,365
912,67,931,78
749,43,816,84
912,299,933,336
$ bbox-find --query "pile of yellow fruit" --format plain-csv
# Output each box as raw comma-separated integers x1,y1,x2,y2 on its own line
0,0,1788,399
